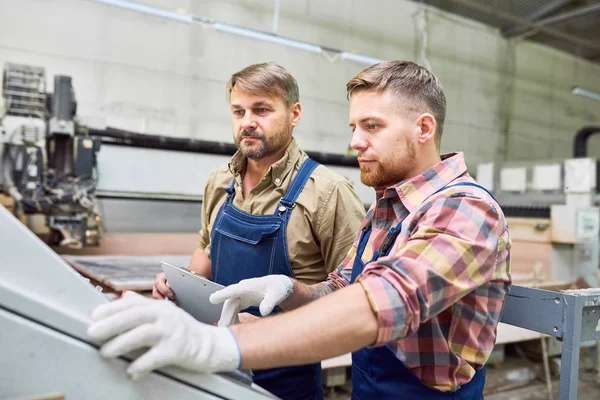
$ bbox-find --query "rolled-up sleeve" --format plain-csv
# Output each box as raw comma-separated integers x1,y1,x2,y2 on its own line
325,239,359,291
357,195,503,346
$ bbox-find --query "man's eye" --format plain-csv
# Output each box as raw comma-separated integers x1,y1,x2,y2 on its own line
233,110,244,116
367,123,378,130
256,108,269,114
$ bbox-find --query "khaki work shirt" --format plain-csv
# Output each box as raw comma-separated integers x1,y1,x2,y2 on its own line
198,139,366,285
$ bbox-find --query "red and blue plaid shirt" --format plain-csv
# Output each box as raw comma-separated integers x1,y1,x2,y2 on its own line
326,152,511,392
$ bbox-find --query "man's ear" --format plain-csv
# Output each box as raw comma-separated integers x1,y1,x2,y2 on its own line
416,113,436,144
290,103,302,127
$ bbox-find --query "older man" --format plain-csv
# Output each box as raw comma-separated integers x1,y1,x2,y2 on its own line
150,62,365,400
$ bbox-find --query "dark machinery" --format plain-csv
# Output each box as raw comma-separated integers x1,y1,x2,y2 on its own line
0,63,102,248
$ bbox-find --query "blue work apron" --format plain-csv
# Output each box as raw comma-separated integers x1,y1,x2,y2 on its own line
350,182,495,400
211,158,323,400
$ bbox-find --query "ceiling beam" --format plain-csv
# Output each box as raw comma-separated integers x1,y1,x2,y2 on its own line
503,2,600,38
525,0,571,21
501,0,570,37
447,0,600,52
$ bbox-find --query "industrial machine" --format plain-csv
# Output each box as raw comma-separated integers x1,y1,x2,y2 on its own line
0,62,371,253
0,205,275,399
0,63,102,248
475,126,600,288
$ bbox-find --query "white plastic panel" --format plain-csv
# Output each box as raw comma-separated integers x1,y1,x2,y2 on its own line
500,167,527,192
0,207,275,399
532,163,561,191
564,158,596,193
96,144,373,206
476,162,494,191
0,309,221,400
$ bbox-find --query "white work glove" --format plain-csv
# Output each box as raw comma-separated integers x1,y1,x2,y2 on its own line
209,275,294,327
87,291,241,380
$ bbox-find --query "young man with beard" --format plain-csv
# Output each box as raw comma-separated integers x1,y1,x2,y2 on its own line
150,62,366,400
88,61,511,400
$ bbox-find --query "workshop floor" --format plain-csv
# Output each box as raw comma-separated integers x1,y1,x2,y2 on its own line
324,376,600,400
323,358,600,400
485,372,600,400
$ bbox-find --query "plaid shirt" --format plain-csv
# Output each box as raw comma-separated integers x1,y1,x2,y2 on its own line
326,152,511,392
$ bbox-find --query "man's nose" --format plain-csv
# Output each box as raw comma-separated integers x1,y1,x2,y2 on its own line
350,129,368,153
241,112,257,131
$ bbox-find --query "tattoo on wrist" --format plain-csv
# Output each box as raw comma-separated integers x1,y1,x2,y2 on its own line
309,283,333,301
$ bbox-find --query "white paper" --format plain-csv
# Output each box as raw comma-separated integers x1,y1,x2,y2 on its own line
500,167,527,192
532,164,561,191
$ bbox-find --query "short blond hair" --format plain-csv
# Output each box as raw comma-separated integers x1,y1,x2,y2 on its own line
227,62,299,108
347,61,447,148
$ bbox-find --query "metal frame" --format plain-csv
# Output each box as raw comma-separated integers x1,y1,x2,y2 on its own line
444,0,600,53
502,3,600,39
500,285,600,399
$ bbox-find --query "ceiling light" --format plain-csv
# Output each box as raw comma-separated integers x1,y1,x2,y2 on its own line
573,87,600,102
213,23,322,54
339,52,386,66
87,0,385,66
90,0,192,23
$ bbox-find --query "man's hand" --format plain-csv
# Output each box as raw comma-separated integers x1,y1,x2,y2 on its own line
152,272,174,300
87,291,241,380
209,275,294,326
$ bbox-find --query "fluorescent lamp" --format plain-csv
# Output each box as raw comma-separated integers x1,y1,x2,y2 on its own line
339,52,386,66
214,23,322,54
573,87,600,102
86,0,388,66
87,0,192,23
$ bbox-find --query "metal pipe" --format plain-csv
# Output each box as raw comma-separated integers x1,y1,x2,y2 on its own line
89,127,360,167
573,125,600,158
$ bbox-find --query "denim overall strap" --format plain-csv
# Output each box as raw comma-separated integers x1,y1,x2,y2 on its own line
209,158,323,400
277,158,319,212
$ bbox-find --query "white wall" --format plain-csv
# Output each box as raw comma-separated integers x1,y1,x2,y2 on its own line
1,0,599,171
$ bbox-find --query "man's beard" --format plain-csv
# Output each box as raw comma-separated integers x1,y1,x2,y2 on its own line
235,129,290,159
359,139,416,188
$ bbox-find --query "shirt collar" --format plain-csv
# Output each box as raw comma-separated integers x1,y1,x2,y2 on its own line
228,138,303,187
382,152,468,214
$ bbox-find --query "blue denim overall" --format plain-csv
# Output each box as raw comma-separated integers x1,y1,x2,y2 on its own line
350,182,496,400
211,158,323,400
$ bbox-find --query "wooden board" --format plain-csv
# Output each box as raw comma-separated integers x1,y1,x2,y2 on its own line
509,241,554,285
6,395,65,400
63,255,192,292
505,217,552,243
53,232,199,257
0,193,15,208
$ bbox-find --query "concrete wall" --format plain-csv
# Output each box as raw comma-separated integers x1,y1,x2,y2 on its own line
510,42,600,161
1,0,599,171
